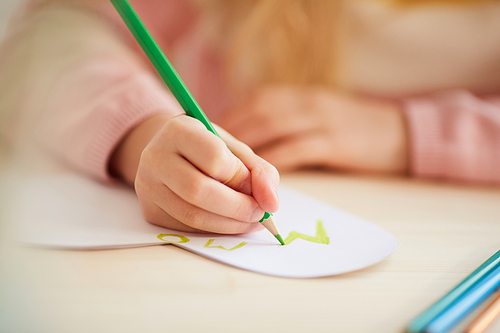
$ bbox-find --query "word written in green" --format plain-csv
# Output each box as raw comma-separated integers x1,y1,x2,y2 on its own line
156,234,246,251
204,239,247,251
157,220,330,250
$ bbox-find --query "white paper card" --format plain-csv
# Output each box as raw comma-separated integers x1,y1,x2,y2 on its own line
6,175,398,278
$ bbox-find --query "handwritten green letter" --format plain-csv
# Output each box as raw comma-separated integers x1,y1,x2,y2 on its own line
284,220,330,245
157,234,190,243
204,239,247,251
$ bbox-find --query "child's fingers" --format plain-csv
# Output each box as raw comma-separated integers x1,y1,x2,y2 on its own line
146,185,264,234
249,164,280,213
157,152,265,222
170,116,252,195
226,109,317,149
255,133,328,171
139,200,202,233
219,128,280,213
220,88,317,148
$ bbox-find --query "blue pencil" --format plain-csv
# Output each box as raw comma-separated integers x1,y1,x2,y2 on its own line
407,250,500,332
426,265,500,333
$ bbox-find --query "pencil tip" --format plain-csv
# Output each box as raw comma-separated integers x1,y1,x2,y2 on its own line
275,234,285,245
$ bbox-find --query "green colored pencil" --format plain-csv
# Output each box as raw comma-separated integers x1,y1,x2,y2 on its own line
110,0,285,245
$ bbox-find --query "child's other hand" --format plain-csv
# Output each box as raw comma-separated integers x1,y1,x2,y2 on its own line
110,114,279,234
219,87,408,174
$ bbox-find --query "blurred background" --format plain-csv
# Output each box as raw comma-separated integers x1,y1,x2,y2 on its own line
0,0,19,167
0,3,32,332
0,0,19,35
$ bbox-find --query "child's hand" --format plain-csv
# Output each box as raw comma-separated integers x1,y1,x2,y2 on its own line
219,87,408,174
110,114,279,234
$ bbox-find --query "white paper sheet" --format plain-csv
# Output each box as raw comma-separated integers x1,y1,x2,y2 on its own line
5,175,398,278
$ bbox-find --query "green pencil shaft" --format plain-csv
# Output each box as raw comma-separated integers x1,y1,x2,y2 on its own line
110,0,281,244
110,0,219,137
407,249,500,332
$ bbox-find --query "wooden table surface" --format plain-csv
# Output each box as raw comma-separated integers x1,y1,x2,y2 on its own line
1,171,499,333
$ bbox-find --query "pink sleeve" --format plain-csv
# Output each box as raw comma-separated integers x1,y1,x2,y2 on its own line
0,1,190,182
35,57,183,182
50,1,196,181
403,90,500,184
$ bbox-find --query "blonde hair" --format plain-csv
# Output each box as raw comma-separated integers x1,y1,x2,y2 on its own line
228,0,339,87
201,0,340,89
201,0,494,90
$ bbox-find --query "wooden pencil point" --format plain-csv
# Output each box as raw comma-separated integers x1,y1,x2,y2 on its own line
260,215,285,245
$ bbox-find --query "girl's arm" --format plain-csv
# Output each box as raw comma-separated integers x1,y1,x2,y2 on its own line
0,2,279,233
404,90,500,184
0,2,183,180
221,87,500,185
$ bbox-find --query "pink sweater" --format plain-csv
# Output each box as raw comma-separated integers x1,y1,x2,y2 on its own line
1,0,500,184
